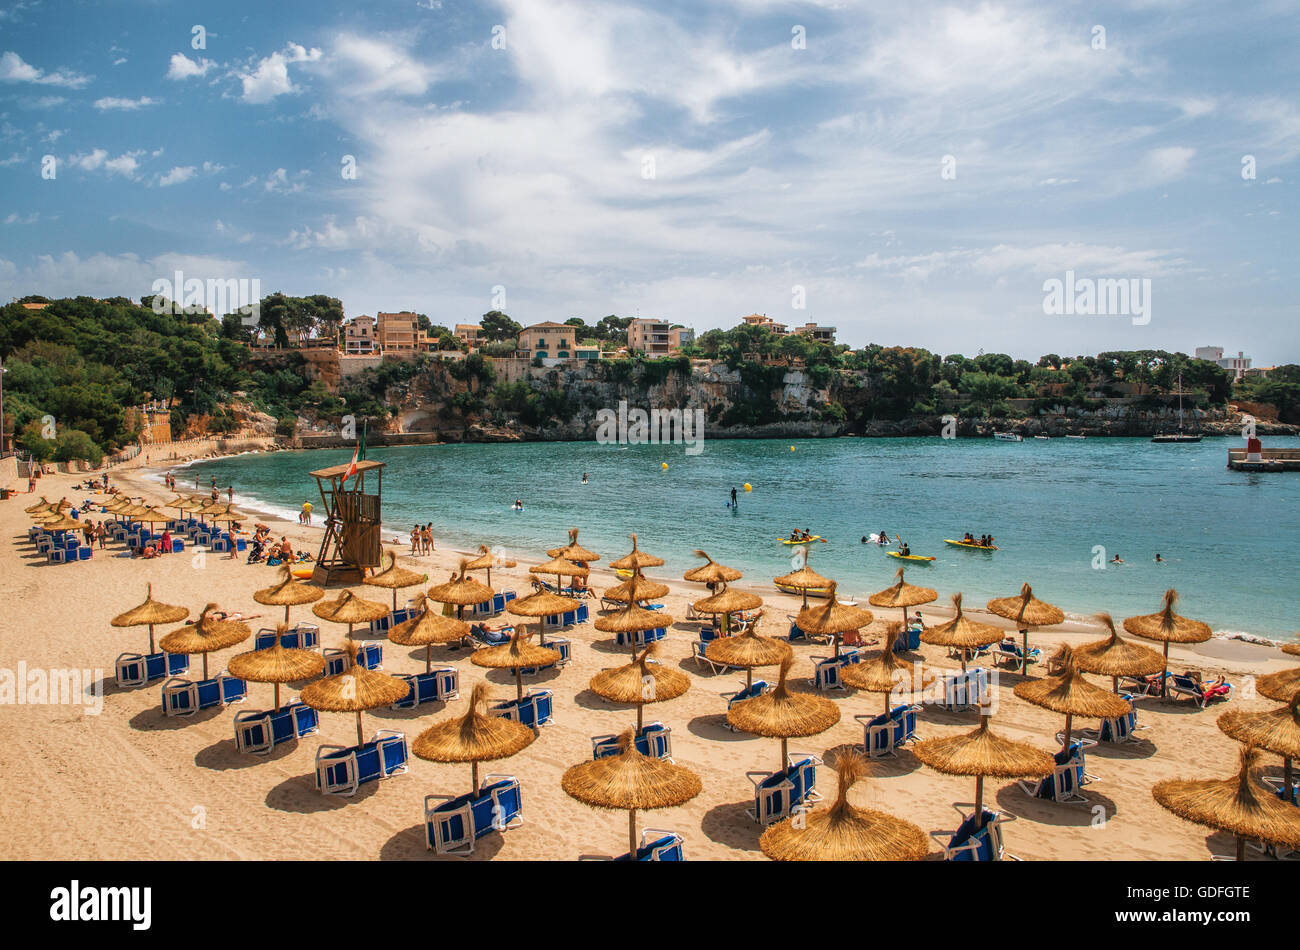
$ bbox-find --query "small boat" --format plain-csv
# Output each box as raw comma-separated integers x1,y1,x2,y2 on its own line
778,535,823,545
943,539,998,551
1065,435,1086,440
1034,435,1050,441
993,432,1022,442
775,581,832,598
1152,372,1202,443
886,551,936,562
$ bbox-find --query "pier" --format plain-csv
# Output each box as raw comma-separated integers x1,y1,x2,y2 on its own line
1227,447,1300,471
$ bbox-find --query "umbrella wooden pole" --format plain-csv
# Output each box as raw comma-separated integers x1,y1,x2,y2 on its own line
1021,629,1030,674
1161,643,1170,699
273,682,281,712
1061,713,1073,751
1235,836,1245,862
629,809,638,856
1285,757,1295,801
833,633,840,659
780,737,788,770
746,667,754,688
283,605,291,624
202,652,209,680
425,644,432,673
974,775,986,827
515,667,524,701
472,760,480,795
636,705,644,731
148,625,156,654
355,711,364,746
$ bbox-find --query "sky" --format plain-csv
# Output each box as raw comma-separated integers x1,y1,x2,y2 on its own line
0,0,1296,362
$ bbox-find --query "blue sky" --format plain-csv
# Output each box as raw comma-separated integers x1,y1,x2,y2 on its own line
0,0,1296,361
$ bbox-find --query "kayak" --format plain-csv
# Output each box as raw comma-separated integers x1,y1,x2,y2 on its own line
291,567,314,579
778,536,823,545
886,551,936,562
943,539,999,551
775,581,832,598
615,568,633,579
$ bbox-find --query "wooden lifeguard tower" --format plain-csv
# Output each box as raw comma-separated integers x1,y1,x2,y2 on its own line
309,458,385,585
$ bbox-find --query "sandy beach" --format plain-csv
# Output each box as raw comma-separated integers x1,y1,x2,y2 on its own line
2,459,1295,861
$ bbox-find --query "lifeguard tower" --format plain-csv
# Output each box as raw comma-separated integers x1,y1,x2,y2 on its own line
309,459,385,584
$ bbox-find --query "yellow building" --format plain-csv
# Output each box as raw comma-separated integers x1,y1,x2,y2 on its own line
376,311,426,351
517,322,577,361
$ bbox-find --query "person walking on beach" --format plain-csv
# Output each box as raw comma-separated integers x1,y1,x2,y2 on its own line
227,484,233,502
423,524,435,553
95,521,107,549
410,526,420,556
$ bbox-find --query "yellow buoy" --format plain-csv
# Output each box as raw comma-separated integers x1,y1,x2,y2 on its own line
661,462,668,470
790,445,795,451
743,483,752,492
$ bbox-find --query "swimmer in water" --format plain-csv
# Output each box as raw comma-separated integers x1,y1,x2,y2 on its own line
581,473,588,483
1111,554,1124,564
1154,553,1163,563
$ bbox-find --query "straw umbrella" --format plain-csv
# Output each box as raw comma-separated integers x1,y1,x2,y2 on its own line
986,582,1065,675
562,730,701,857
312,589,389,637
609,533,665,572
1258,667,1300,704
869,568,938,633
842,639,937,717
363,552,428,613
428,560,495,622
1218,694,1300,810
1073,613,1165,693
507,587,581,646
465,544,516,587
1013,646,1131,751
470,629,561,701
389,593,471,671
158,604,251,680
774,555,833,609
683,549,742,586
1284,643,1300,658
548,527,600,564
253,565,325,624
594,599,674,654
590,642,690,730
705,625,793,688
1123,589,1211,687
1153,747,1300,861
530,556,589,593
727,655,841,770
300,638,410,745
602,569,669,606
693,585,762,637
227,624,325,711
913,711,1054,828
24,496,51,514
111,583,189,653
921,593,1005,672
759,750,929,861
795,581,873,657
41,513,83,533
413,682,535,794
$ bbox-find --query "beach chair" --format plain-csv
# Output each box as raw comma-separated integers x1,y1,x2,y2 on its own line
592,722,673,761
1260,774,1299,807
724,680,771,731
692,639,737,675
1167,673,1232,708
520,637,570,675
747,753,822,825
115,650,189,688
393,667,460,709
471,624,515,647
996,639,1041,669
857,704,921,757
315,729,409,796
369,608,412,634
491,689,554,730
893,626,922,653
1019,742,1091,804
931,804,1020,861
425,774,524,855
811,651,860,691
1118,673,1166,699
323,643,383,676
233,701,319,754
161,671,248,717
698,625,718,642
616,627,666,648
937,668,989,712
1077,694,1145,744
613,829,685,861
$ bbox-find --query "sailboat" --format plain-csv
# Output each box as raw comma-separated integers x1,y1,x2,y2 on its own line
1151,372,1202,443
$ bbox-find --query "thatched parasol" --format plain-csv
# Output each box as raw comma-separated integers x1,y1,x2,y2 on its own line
158,604,251,680
1283,642,1300,658
920,593,1005,672
428,560,495,621
561,730,701,856
227,624,325,710
1073,613,1165,692
465,544,516,587
693,585,762,637
773,552,832,609
111,583,189,653
1013,645,1131,750
547,527,600,564
1153,747,1300,860
590,643,690,729
868,568,938,633
913,712,1054,826
41,513,83,532
253,565,325,624
986,582,1065,675
470,629,562,700
795,581,873,657
1218,694,1300,810
727,654,841,769
311,589,389,635
24,496,51,514
842,640,937,716
413,682,536,794
300,638,411,744
134,506,176,524
363,552,428,611
609,533,665,571
683,549,742,585
594,599,673,654
389,593,471,671
1122,589,1212,684
507,587,581,646
530,556,589,593
705,626,793,688
602,570,669,606
1258,667,1300,704
759,750,929,861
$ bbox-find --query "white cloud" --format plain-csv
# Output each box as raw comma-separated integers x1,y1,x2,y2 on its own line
4,212,38,224
0,51,90,88
238,43,322,104
159,165,196,186
93,96,160,111
1145,146,1195,180
166,52,213,80
68,148,142,178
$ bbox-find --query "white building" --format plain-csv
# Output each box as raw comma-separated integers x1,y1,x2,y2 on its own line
1195,346,1252,380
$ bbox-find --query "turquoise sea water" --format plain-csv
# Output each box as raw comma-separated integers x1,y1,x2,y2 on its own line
175,435,1300,641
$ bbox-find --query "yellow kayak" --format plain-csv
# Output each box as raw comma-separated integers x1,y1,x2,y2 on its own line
775,581,832,598
778,536,823,545
886,551,935,562
943,539,999,551
291,567,314,579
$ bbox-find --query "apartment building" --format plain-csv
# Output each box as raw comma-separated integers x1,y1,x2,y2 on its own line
375,311,425,351
792,322,836,344
517,322,578,361
741,313,788,335
455,324,483,348
342,315,377,354
627,318,672,356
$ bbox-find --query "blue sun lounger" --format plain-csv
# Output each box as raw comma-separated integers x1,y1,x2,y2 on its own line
810,650,861,691
593,722,673,761
1078,693,1145,743
315,729,408,796
471,624,514,647
470,591,519,618
115,650,189,688
613,829,685,861
1020,741,1092,803
747,753,822,825
856,703,921,757
491,689,554,730
1261,774,1298,806
161,671,248,716
425,773,524,855
616,626,666,647
996,640,1041,668
893,626,922,652
253,623,320,651
931,804,1019,861
938,667,991,711
234,700,319,754
724,680,771,730
369,608,413,634
392,667,460,709
520,637,570,675
323,642,382,675
1167,673,1233,707
693,639,741,675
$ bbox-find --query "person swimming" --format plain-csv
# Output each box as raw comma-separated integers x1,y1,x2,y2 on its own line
1110,554,1124,564
1155,553,1164,563
513,499,523,510
581,473,588,484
